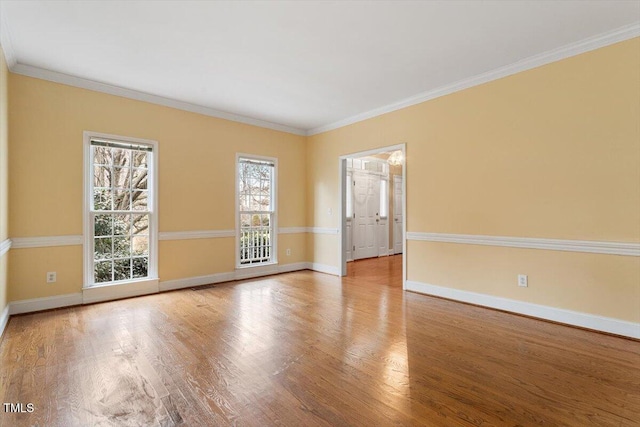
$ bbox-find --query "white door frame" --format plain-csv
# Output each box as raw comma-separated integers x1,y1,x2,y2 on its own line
339,143,406,289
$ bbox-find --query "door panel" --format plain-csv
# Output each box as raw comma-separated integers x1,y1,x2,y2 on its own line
354,172,379,260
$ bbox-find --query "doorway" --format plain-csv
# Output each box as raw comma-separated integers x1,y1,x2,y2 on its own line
339,144,406,288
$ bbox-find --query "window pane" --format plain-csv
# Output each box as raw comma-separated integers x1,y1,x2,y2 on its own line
132,214,149,235
113,214,132,236
94,188,112,211
93,165,110,188
95,237,112,259
132,257,148,278
95,261,113,283
380,180,388,218
132,190,148,211
93,146,112,165
132,151,148,168
113,167,131,189
132,168,148,189
346,174,353,218
113,236,131,257
132,236,148,256
114,189,131,210
94,214,113,237
111,148,130,168
114,258,131,281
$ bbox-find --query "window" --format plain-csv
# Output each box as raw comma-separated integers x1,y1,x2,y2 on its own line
84,133,157,287
237,155,277,267
380,178,388,218
346,172,353,219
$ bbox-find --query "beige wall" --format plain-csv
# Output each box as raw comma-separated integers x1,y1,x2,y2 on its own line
0,46,8,314
3,37,639,325
8,75,307,301
307,38,640,322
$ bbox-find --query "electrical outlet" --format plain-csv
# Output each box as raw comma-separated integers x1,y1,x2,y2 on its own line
46,272,57,283
286,248,291,256
518,274,528,287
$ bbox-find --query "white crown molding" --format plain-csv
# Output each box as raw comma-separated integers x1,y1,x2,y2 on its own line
406,232,640,257
406,280,640,339
0,239,11,257
278,227,308,234
159,230,235,241
11,235,83,249
9,292,83,315
0,3,17,68
308,22,640,136
9,62,307,136
0,304,9,340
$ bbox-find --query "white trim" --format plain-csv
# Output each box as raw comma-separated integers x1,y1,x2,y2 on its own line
9,63,306,136
406,232,640,257
309,227,339,235
159,272,236,292
159,230,235,240
405,280,640,339
278,227,307,234
9,293,83,315
235,153,279,269
160,262,310,291
0,304,9,339
0,239,11,256
308,23,640,136
11,235,82,249
338,143,406,285
83,131,159,288
82,278,159,304
0,3,17,68
309,263,341,276
278,262,309,273
5,263,335,316
235,263,280,280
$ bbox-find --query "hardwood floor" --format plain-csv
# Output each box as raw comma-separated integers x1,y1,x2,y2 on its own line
0,255,638,426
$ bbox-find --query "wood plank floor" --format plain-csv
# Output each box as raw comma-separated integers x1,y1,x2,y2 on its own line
0,255,638,426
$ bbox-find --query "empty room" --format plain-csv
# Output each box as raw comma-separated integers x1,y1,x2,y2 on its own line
0,1,639,426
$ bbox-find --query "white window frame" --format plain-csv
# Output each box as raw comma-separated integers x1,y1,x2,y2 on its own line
83,131,159,288
235,153,278,269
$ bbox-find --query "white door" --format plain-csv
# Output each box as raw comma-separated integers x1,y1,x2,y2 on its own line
354,172,379,260
393,175,403,254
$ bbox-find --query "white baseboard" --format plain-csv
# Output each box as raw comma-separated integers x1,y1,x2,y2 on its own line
310,263,340,276
278,262,310,274
6,262,336,316
83,279,159,304
0,304,9,338
9,292,83,315
406,280,640,339
159,262,311,292
159,271,236,292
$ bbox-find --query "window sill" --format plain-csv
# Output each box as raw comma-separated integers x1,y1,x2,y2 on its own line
236,261,278,270
82,277,159,304
235,262,280,280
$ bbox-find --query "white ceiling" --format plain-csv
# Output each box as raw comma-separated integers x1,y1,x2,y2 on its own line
1,1,639,135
